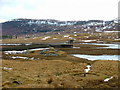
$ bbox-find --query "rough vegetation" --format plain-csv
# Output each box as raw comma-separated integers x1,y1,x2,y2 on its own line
1,32,120,88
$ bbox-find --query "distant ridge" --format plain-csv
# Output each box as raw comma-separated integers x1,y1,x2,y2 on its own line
2,18,118,36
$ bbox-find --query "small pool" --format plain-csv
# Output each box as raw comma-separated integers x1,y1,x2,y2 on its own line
72,54,120,61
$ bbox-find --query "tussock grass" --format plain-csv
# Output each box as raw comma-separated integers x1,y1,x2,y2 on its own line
2,59,119,88
1,32,119,88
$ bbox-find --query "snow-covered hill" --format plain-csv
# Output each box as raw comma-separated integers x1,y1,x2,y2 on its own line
2,18,119,36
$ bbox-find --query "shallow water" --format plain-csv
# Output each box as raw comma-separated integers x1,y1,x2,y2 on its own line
72,54,120,61
81,43,120,49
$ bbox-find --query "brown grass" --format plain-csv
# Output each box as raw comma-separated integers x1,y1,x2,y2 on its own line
2,59,119,88
1,32,119,88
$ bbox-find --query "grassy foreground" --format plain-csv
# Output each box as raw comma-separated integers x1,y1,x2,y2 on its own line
2,59,119,88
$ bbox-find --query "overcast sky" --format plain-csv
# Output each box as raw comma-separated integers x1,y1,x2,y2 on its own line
0,0,119,22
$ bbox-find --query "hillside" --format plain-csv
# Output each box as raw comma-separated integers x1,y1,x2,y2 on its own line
1,18,118,36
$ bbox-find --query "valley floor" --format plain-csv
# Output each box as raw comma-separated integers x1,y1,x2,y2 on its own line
1,32,120,88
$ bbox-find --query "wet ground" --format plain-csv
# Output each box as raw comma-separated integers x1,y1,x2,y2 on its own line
1,32,120,88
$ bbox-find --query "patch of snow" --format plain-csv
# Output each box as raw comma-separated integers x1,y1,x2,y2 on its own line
4,50,27,54
86,65,91,68
11,56,39,60
58,32,61,35
96,28,102,32
84,29,87,31
11,56,28,59
74,34,77,36
104,31,120,33
64,35,70,37
29,48,49,51
30,57,35,60
84,65,91,73
69,37,73,39
53,38,58,40
0,44,22,46
25,43,31,46
104,76,113,82
42,36,51,40
84,69,90,73
84,36,89,38
2,67,13,70
114,38,120,40
73,47,80,48
40,21,46,24
82,40,96,42
33,37,37,39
